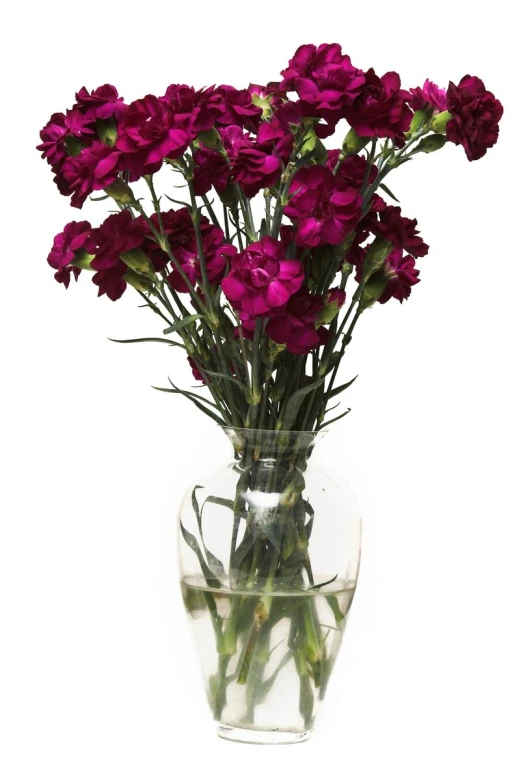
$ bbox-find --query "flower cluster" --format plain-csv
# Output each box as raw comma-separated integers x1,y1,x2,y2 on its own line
39,42,502,403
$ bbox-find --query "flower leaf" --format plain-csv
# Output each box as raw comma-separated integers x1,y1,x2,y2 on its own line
379,183,400,202
280,375,326,430
179,521,222,589
163,313,203,335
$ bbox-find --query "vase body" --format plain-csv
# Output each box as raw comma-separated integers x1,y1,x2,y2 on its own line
178,428,361,744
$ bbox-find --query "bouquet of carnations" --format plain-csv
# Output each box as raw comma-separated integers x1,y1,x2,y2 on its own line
38,43,502,742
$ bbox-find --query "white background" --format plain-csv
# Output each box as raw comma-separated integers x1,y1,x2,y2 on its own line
1,1,524,777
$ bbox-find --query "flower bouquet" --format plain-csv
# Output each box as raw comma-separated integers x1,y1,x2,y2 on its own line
38,43,502,743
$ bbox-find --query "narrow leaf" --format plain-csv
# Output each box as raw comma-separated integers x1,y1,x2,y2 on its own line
318,407,351,430
328,375,358,399
163,313,203,335
108,337,183,347
309,574,338,591
280,375,326,430
379,183,400,202
179,521,222,589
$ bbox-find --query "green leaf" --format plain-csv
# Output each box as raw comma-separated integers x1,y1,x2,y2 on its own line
379,183,400,202
163,313,203,335
328,375,357,399
318,407,351,430
309,574,338,591
108,336,183,347
191,487,227,580
179,521,222,589
152,383,224,425
280,375,326,430
203,496,235,512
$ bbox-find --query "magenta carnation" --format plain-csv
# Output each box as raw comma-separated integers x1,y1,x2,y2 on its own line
167,217,236,293
193,147,230,196
115,95,191,175
326,149,378,190
379,248,420,303
446,76,503,161
91,210,148,271
347,70,413,140
222,236,303,316
221,126,281,197
62,141,121,208
367,205,429,258
280,43,365,125
408,79,447,113
284,165,362,247
47,220,95,288
74,84,126,121
266,288,329,354
214,85,262,130
161,84,221,134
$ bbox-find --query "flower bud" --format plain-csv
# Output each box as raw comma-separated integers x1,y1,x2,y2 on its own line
408,108,432,136
430,110,452,134
316,288,346,326
342,127,370,155
104,179,135,204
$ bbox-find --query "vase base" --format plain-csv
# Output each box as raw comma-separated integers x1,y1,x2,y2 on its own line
217,724,313,745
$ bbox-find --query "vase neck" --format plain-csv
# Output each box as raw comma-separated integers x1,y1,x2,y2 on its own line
222,427,325,462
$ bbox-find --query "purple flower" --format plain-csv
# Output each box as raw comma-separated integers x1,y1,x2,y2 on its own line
92,265,129,301
161,84,221,134
326,149,378,190
366,205,429,258
37,113,70,168
222,236,303,316
446,76,503,161
62,141,121,208
167,215,237,293
214,85,262,130
408,79,447,113
74,84,127,121
91,210,148,271
284,165,362,247
47,220,95,288
115,95,191,175
221,126,281,198
280,43,365,125
266,288,329,354
347,69,413,140
192,147,230,196
379,248,420,303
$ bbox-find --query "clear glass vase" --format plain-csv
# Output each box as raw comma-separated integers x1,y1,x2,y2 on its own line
178,427,361,744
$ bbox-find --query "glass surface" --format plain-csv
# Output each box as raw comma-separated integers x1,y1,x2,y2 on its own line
178,428,361,742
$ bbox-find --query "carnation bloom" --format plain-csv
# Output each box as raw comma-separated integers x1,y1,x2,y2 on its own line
280,43,365,125
37,113,70,168
266,287,329,354
47,220,95,288
62,141,121,208
74,84,127,121
284,165,362,247
446,75,503,161
222,236,303,316
161,84,221,134
367,205,429,257
408,79,447,113
167,218,237,293
192,147,230,196
347,69,413,140
92,265,129,301
326,149,378,190
379,248,420,303
221,126,281,198
214,85,262,130
115,95,191,175
90,210,149,270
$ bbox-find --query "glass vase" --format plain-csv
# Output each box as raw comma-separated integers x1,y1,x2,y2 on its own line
178,427,361,744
